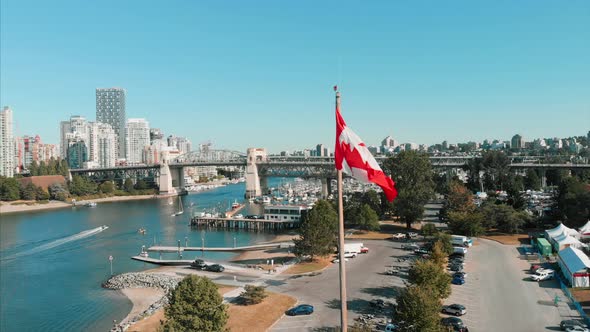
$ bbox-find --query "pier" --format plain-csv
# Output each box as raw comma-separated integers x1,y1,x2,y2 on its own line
190,216,300,231
145,241,294,253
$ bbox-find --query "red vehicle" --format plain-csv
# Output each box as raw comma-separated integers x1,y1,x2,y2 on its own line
360,247,369,253
530,264,543,273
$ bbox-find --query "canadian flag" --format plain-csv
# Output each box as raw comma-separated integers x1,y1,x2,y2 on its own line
334,94,398,202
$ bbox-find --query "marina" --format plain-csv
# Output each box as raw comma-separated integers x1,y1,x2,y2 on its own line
145,241,293,253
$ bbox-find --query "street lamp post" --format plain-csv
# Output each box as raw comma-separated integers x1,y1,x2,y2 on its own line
233,236,237,248
108,255,113,275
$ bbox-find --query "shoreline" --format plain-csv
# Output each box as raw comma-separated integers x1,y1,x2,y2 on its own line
0,195,163,215
119,231,296,330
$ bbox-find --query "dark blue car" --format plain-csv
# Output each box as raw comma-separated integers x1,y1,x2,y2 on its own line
286,304,314,316
452,276,466,285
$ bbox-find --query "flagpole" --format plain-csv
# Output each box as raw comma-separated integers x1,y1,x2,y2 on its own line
336,91,348,332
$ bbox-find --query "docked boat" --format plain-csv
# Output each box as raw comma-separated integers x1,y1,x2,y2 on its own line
231,200,240,209
139,246,149,258
262,196,271,204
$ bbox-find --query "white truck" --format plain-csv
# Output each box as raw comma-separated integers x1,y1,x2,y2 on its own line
531,269,555,281
451,235,473,247
342,242,364,254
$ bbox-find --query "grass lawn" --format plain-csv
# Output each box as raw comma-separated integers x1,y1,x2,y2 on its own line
226,292,297,332
126,285,237,332
481,233,530,245
285,256,333,274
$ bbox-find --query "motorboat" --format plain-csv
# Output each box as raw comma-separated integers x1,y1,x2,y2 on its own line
100,225,109,231
231,200,240,209
262,196,271,204
85,202,97,207
138,227,146,235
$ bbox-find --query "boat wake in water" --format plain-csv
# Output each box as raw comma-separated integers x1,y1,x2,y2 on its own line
1,226,109,262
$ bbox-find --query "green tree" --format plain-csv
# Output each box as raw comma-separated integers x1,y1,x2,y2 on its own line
48,183,69,201
39,161,48,176
19,182,37,200
239,285,267,305
481,151,511,191
447,211,485,237
134,179,150,190
0,177,21,201
481,203,530,234
408,259,451,299
431,232,453,255
35,186,49,200
293,200,338,260
395,285,443,332
429,240,447,267
383,151,435,229
361,190,381,217
421,223,438,237
440,180,475,221
357,204,380,231
557,177,590,228
58,159,69,176
68,175,98,196
162,275,228,332
98,181,115,194
123,178,135,193
29,161,39,176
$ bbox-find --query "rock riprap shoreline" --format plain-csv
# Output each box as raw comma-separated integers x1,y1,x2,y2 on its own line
103,273,183,331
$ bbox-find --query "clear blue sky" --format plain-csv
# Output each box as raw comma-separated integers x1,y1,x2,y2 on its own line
1,1,588,153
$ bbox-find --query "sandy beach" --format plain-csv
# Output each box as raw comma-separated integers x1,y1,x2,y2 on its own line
0,195,161,215
120,288,165,326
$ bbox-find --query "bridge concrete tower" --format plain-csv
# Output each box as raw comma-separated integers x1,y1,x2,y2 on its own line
245,148,268,198
158,162,177,195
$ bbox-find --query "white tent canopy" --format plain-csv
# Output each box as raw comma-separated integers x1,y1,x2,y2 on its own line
558,247,590,287
546,223,580,241
554,235,585,252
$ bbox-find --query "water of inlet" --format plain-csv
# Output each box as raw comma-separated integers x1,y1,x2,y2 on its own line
0,179,286,332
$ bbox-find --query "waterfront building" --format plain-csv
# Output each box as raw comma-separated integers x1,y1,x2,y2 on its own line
67,140,88,169
38,143,58,163
381,136,398,149
511,134,524,149
96,123,117,168
59,121,71,159
0,106,15,177
150,128,163,143
125,118,150,164
96,88,126,158
168,135,192,155
316,144,325,157
263,205,311,224
14,136,23,172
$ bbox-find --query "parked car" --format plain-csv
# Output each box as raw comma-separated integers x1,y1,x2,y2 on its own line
452,276,466,285
531,270,554,281
441,317,468,332
530,264,543,273
449,265,464,272
286,304,314,316
343,251,357,258
566,326,590,332
442,304,466,316
449,252,465,259
414,248,429,255
561,319,588,331
391,233,406,240
370,299,386,308
402,243,420,251
360,246,369,253
332,258,349,263
205,264,225,272
453,272,468,279
190,259,207,270
384,323,399,331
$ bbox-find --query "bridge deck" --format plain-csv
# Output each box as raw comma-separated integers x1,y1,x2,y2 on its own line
146,242,293,253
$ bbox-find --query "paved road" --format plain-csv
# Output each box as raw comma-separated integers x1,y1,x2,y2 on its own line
268,240,404,331
445,238,566,332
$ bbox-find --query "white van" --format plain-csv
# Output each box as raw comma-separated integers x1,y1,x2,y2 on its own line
451,235,473,247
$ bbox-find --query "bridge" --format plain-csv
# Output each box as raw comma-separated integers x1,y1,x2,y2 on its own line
70,148,589,197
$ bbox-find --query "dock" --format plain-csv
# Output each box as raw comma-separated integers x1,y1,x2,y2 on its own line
224,204,246,218
190,216,300,231
131,256,193,265
145,241,294,253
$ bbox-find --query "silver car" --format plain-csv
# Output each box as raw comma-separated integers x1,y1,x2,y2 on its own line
442,304,466,316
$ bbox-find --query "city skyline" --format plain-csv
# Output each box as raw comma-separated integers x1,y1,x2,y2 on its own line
1,1,589,152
